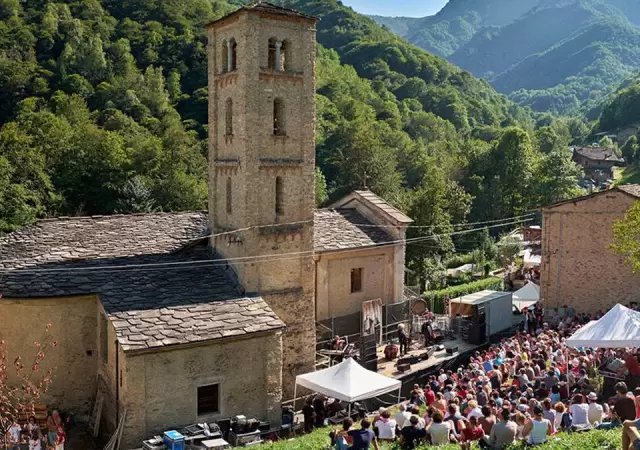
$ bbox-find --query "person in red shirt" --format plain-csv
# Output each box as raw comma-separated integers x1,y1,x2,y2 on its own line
460,415,484,449
624,351,640,377
424,384,435,406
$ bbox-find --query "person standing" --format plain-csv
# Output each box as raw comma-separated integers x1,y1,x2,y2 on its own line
28,429,42,450
54,426,66,450
8,421,22,450
302,397,315,433
398,324,409,356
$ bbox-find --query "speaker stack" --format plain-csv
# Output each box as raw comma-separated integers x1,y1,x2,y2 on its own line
360,334,378,372
467,304,487,345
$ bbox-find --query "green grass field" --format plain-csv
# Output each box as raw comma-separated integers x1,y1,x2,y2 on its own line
259,426,621,449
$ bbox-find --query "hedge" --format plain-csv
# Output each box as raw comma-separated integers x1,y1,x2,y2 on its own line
424,277,504,314
444,253,476,269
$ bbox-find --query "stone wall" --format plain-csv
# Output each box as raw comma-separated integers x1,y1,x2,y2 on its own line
315,246,398,322
120,331,283,449
207,12,317,400
0,295,98,418
541,190,640,313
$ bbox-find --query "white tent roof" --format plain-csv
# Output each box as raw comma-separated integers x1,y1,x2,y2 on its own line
512,282,540,311
295,358,401,402
566,304,640,348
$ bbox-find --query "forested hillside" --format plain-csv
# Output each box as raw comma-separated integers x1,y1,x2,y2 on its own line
0,0,587,287
372,0,640,114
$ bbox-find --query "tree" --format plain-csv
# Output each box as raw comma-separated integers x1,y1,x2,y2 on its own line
610,201,640,273
496,234,523,270
535,150,583,205
315,167,328,207
622,136,638,164
0,326,57,449
115,176,158,213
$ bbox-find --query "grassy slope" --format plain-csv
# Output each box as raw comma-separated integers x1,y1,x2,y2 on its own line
615,166,640,185
259,426,621,449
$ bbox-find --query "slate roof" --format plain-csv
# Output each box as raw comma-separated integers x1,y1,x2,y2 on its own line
208,1,318,26
617,184,640,198
0,213,285,352
314,209,393,252
574,147,624,162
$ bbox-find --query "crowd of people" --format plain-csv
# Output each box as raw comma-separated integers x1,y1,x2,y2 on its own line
324,305,640,449
4,410,66,450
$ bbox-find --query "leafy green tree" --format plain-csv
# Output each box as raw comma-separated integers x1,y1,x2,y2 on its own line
611,201,640,273
622,136,638,164
315,167,329,207
535,150,584,205
496,234,523,270
115,177,158,213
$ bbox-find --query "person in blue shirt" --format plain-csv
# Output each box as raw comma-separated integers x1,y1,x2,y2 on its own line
347,418,379,450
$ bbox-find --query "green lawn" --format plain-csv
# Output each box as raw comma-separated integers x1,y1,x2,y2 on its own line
614,165,640,185
259,427,621,449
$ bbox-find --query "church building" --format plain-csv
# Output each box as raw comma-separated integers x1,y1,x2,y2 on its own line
0,3,411,448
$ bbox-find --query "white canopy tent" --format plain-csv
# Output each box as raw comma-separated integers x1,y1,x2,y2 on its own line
565,304,640,348
294,358,402,413
512,282,540,311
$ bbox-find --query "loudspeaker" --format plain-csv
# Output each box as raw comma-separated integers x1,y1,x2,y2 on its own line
467,323,486,345
397,363,411,373
446,346,458,355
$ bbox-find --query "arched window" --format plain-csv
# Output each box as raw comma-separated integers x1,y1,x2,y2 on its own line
225,98,233,136
226,177,232,214
275,176,284,216
281,40,291,71
273,98,285,136
221,40,228,74
268,38,277,70
229,38,237,72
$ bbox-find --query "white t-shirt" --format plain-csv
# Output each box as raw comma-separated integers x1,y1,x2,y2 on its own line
9,425,21,442
394,411,411,428
467,407,483,420
569,403,589,426
374,418,397,439
588,403,604,424
29,439,42,450
429,421,452,445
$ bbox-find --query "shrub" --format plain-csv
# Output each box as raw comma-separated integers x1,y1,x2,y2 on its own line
445,253,475,269
424,277,504,313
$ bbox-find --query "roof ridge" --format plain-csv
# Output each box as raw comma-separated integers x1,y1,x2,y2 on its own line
37,210,208,223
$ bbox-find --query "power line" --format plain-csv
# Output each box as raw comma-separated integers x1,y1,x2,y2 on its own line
0,217,533,275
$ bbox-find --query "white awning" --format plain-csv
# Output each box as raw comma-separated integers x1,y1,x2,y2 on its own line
566,304,640,348
295,358,401,403
512,282,539,311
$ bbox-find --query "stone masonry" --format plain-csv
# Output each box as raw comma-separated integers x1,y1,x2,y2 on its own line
207,4,318,397
540,185,640,313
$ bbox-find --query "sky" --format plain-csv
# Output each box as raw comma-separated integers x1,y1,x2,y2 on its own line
341,0,449,18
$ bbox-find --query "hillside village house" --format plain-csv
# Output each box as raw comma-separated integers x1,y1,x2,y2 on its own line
540,185,640,314
572,146,625,182
0,3,411,448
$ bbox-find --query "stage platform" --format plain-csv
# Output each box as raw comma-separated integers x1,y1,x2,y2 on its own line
376,338,480,379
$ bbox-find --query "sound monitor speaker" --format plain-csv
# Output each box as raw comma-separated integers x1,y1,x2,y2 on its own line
445,346,458,355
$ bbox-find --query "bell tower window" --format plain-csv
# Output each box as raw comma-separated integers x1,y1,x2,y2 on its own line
225,98,233,136
273,98,285,136
221,40,228,74
228,38,237,72
268,38,277,70
275,176,284,216
281,40,290,71
226,177,232,214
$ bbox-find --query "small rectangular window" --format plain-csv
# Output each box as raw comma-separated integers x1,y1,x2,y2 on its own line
100,314,108,364
275,177,284,216
350,268,363,293
226,177,232,214
197,384,220,416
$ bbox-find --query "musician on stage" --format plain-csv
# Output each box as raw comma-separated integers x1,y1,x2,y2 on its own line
331,335,346,351
397,324,409,356
422,320,434,348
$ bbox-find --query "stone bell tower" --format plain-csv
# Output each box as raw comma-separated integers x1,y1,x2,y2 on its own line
207,3,317,397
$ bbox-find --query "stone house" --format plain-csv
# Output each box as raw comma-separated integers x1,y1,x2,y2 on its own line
572,146,625,181
314,191,412,322
0,3,412,449
540,184,640,314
